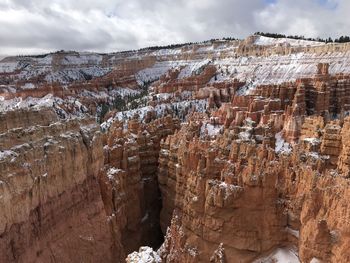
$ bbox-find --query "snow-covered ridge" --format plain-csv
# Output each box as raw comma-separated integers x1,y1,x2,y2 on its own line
254,35,325,47
1,35,350,89
101,99,208,130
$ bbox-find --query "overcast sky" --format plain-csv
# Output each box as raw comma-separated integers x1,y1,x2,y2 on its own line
0,0,349,56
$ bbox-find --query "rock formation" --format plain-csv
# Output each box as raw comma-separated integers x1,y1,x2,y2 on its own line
0,109,111,262
151,67,350,262
2,35,350,263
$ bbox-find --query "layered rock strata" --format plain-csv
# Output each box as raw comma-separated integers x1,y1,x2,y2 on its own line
0,109,111,262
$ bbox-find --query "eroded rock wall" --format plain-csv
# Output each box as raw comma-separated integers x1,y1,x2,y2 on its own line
153,67,350,262
0,109,113,262
99,115,180,258
156,113,350,262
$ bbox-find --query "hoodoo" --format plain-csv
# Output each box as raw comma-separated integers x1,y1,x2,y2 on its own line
2,35,350,262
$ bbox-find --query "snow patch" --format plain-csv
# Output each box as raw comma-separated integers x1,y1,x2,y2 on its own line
310,258,322,263
254,36,325,47
286,227,300,238
275,132,292,154
0,150,18,161
253,247,300,263
0,94,63,112
177,59,210,79
107,167,123,180
21,83,36,90
126,246,161,263
200,123,222,137
303,137,321,145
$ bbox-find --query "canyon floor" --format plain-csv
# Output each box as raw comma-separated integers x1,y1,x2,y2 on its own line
1,35,350,263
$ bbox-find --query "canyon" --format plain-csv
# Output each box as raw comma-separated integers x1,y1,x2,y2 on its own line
1,35,350,262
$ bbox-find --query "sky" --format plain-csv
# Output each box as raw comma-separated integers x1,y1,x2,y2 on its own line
0,0,349,56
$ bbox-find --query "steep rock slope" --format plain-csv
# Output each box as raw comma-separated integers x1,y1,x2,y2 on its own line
0,109,111,262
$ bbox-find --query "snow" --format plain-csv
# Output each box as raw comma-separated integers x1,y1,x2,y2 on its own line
254,36,325,47
275,132,292,154
200,123,222,137
136,61,176,85
1,36,350,90
155,93,173,101
44,67,110,83
151,48,182,56
0,62,19,73
0,94,64,112
0,150,18,161
177,59,210,79
0,87,137,114
236,79,256,96
215,181,244,200
310,258,322,263
101,99,208,130
186,247,198,257
21,83,36,90
107,167,123,180
109,88,142,97
253,247,300,263
238,130,252,141
211,51,350,93
307,152,320,159
303,137,321,146
61,53,103,65
0,53,111,84
286,227,300,238
126,247,161,263
135,59,211,85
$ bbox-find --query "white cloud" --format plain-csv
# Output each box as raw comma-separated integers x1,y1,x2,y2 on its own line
0,0,349,56
254,0,350,38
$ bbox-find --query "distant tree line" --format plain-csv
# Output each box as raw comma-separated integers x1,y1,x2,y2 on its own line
15,50,79,58
113,37,238,54
254,32,350,43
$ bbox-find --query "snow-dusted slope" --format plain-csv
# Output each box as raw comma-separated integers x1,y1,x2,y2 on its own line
0,35,348,88
254,35,325,47
2,35,350,120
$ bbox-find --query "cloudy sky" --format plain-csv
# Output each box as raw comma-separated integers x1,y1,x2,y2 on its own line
0,0,349,56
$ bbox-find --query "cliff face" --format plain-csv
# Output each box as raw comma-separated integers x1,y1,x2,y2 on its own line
99,115,180,260
0,107,180,262
0,109,112,262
